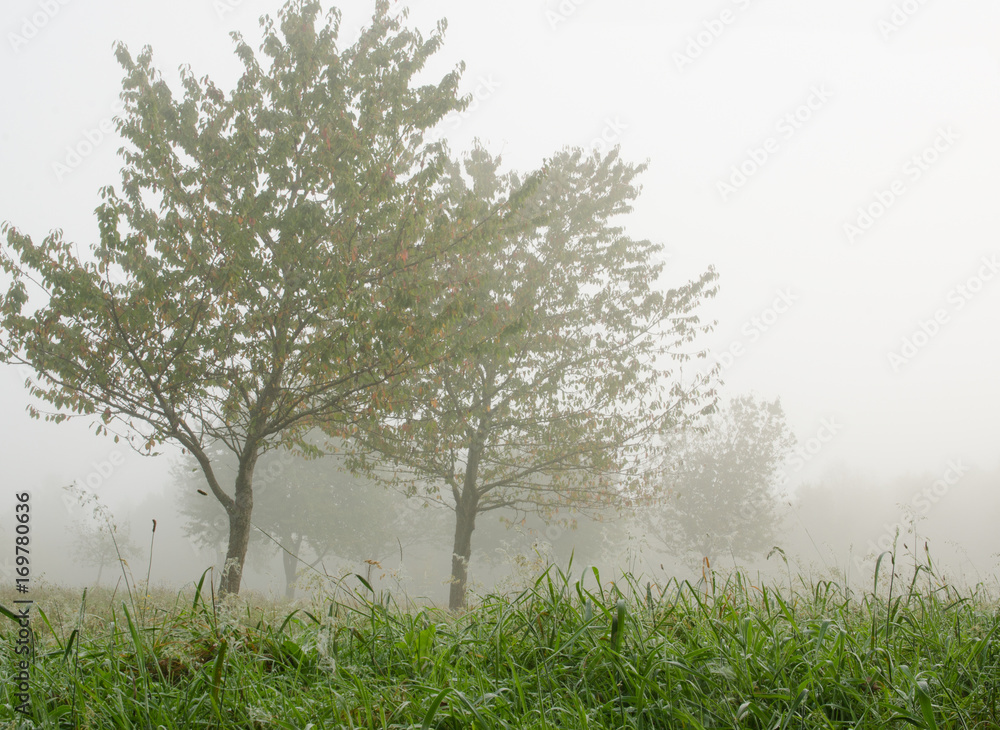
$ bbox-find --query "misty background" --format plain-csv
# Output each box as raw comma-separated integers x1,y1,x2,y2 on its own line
1,0,998,602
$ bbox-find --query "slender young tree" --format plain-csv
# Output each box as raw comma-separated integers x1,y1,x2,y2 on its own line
349,145,719,609
0,1,490,595
67,492,141,587
645,394,796,566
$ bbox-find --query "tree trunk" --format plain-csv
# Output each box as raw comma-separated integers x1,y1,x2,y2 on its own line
449,433,486,611
219,456,257,596
448,494,478,610
282,534,303,600
95,560,104,587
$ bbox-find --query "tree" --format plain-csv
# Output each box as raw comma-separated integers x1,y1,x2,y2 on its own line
645,394,795,566
66,485,141,586
348,145,719,609
175,438,405,598
0,1,487,594
70,518,141,587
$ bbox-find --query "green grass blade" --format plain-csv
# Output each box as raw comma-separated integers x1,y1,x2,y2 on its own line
211,637,229,719
421,687,453,730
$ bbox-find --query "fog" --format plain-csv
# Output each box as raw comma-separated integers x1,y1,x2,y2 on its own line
1,0,998,602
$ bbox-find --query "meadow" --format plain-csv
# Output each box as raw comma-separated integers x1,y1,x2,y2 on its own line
1,556,998,729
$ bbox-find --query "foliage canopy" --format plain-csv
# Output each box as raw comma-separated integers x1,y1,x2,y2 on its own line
0,0,486,594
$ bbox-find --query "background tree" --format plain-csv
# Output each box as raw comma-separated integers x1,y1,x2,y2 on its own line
0,1,484,594
175,438,407,598
645,394,795,566
349,145,719,609
70,518,141,587
66,485,141,586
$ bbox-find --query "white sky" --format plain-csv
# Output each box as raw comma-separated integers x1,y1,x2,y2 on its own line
1,0,998,514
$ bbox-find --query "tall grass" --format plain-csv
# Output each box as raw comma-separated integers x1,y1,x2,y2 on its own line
2,554,998,728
